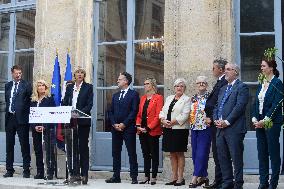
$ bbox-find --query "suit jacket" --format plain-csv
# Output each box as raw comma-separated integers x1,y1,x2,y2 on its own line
213,79,249,135
136,94,163,136
109,89,140,133
205,75,228,119
30,96,56,129
5,80,32,124
159,94,191,129
62,82,93,126
252,77,283,124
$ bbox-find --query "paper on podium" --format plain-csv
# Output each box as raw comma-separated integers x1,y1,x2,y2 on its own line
71,108,91,119
29,106,73,123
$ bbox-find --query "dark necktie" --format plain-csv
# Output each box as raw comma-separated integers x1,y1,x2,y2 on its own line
217,84,232,119
11,82,18,112
119,90,125,100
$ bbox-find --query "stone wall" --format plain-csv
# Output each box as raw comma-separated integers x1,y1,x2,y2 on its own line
34,0,93,84
163,0,236,181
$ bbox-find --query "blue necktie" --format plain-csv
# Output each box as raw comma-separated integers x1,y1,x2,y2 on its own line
217,84,232,119
11,82,18,112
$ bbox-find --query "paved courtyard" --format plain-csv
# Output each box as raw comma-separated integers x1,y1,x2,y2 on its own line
0,176,284,189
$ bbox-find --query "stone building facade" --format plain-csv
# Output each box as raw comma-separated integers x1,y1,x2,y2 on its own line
0,0,282,180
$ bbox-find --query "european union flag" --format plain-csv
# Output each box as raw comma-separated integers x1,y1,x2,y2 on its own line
51,54,61,106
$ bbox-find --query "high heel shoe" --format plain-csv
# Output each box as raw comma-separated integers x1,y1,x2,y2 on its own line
174,179,185,186
165,180,177,185
139,178,150,184
197,177,209,186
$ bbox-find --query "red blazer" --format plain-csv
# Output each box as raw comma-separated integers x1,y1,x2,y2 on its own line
136,94,163,136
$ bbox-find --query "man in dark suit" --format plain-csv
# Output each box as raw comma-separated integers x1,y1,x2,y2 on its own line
105,72,139,184
204,59,228,189
4,65,32,178
62,68,93,185
213,63,249,189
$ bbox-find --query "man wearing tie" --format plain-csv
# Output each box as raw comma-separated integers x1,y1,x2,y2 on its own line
213,63,249,189
204,59,228,189
105,72,139,184
4,65,32,178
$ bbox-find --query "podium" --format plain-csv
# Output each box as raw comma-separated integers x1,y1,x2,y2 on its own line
29,106,91,186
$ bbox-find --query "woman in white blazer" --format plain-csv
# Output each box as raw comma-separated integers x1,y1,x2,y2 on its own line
159,78,191,186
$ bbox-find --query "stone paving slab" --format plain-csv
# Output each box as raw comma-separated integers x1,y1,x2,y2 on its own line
0,176,284,189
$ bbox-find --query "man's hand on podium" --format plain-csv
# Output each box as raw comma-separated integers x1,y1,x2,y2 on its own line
35,126,44,132
71,112,80,118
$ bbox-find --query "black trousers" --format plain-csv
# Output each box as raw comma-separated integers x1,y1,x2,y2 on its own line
139,133,160,178
211,126,222,183
32,126,56,176
5,113,30,172
65,123,90,177
112,130,138,179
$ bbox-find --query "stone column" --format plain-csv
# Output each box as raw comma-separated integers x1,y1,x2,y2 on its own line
34,0,93,83
32,0,93,178
162,0,235,181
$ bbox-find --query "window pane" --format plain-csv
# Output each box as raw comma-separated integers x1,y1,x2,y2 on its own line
134,42,164,86
99,0,127,42
0,13,10,51
96,89,118,132
240,35,274,81
240,0,274,33
0,93,5,132
0,53,8,91
135,0,165,39
15,10,35,49
0,0,11,4
245,85,258,131
98,45,126,87
15,51,34,82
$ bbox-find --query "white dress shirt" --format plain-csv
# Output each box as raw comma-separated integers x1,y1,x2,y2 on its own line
72,82,83,108
119,87,129,100
9,80,20,113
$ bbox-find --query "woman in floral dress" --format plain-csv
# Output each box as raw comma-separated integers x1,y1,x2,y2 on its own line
188,76,211,188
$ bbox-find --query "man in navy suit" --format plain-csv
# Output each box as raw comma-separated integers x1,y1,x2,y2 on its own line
105,72,139,184
213,63,249,189
4,65,32,178
204,59,228,189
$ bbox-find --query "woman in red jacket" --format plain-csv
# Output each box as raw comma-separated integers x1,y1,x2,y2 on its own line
136,78,163,185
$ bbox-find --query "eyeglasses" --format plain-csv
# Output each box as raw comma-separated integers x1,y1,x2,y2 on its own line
144,82,150,85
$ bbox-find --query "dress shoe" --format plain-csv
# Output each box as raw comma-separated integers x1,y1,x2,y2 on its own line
81,176,88,185
34,173,44,179
165,180,177,185
105,177,121,183
174,179,185,186
258,183,269,189
203,180,221,189
69,175,81,184
131,178,138,184
45,175,53,180
151,178,157,185
3,172,13,178
23,171,30,178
